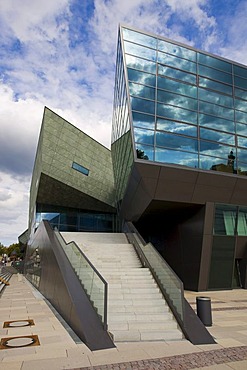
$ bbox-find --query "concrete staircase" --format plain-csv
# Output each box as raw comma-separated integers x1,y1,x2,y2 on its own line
61,232,183,342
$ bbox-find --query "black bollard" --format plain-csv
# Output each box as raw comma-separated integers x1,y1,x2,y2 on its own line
196,296,212,327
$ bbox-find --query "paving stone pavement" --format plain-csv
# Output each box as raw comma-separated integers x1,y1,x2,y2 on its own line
1,274,247,369
69,346,247,369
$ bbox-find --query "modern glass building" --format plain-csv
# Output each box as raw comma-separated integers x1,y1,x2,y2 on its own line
111,25,247,291
26,25,247,292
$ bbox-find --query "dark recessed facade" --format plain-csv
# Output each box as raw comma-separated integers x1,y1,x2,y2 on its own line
26,25,247,291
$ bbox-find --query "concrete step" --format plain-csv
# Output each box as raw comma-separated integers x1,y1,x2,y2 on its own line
62,231,183,343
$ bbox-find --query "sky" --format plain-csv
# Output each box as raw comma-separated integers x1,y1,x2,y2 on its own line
0,0,247,246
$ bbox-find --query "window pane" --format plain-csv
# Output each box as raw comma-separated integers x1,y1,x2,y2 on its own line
200,128,235,145
236,123,247,136
199,77,232,95
124,41,156,61
237,136,247,148
127,68,156,86
198,64,232,84
131,96,155,114
199,101,234,120
157,90,197,110
235,110,247,123
200,154,236,173
198,53,232,73
157,76,197,98
72,162,89,176
125,54,156,74
158,40,196,61
135,143,154,161
234,76,247,90
157,103,197,124
134,127,154,145
237,148,247,163
237,208,247,235
156,132,198,152
235,99,247,113
122,28,157,49
129,82,155,100
132,112,155,129
199,113,235,133
235,87,247,101
233,65,247,79
200,140,235,158
199,88,233,108
155,147,199,167
158,65,196,84
157,52,196,73
157,118,197,137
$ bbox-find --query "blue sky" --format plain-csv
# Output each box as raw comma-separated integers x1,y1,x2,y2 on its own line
0,0,247,246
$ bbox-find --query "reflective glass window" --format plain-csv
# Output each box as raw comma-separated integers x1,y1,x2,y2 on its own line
122,28,157,49
233,65,247,79
234,76,247,90
198,65,232,84
235,88,247,101
235,98,247,113
237,148,247,163
199,101,234,120
158,65,196,84
200,140,235,158
237,136,247,148
199,113,235,133
129,82,155,100
135,143,154,161
198,88,233,108
157,76,197,98
156,131,198,152
237,162,247,174
157,52,196,73
157,103,197,124
125,54,156,74
127,68,156,86
237,207,247,235
155,147,199,167
213,204,237,235
156,118,197,137
130,96,155,114
198,53,232,73
199,77,232,95
236,123,247,136
235,110,247,123
132,112,155,129
200,128,235,145
200,154,235,172
157,90,197,111
157,40,196,61
134,127,154,145
124,41,156,61
72,162,89,176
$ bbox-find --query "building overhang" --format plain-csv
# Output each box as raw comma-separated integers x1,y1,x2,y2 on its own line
120,160,247,221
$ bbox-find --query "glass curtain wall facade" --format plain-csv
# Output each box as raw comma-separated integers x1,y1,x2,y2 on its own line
111,32,134,204
120,26,247,175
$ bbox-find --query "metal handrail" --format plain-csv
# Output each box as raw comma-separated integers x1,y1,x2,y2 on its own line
124,222,185,326
54,229,108,330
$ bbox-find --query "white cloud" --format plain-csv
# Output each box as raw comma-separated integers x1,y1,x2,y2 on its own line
0,0,247,246
0,172,30,246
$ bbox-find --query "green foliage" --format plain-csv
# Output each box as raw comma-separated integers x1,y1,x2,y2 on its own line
0,242,22,257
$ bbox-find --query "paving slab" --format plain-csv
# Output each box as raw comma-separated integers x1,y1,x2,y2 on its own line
1,275,247,369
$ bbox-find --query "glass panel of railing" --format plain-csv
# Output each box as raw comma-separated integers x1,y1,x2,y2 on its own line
54,230,106,327
140,242,183,320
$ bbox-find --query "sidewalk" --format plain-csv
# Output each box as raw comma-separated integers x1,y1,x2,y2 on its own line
0,274,246,369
